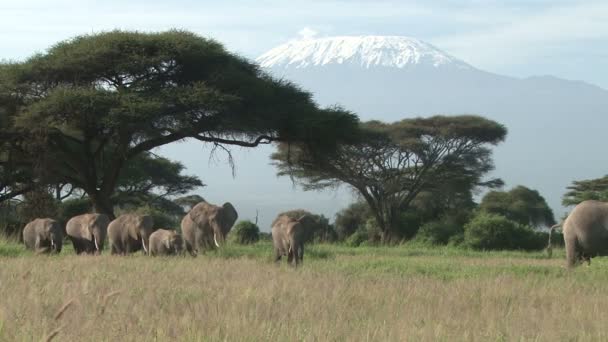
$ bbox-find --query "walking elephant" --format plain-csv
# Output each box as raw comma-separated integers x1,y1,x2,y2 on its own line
66,213,109,254
552,200,608,267
149,229,184,256
272,211,315,267
22,218,63,254
181,200,238,256
107,214,155,255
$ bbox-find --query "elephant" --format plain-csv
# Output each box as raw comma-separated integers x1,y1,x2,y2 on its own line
22,218,63,254
271,212,314,267
551,200,608,267
181,200,238,256
149,229,184,256
66,213,110,254
107,214,155,255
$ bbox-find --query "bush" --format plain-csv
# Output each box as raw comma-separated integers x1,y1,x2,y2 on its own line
416,219,463,245
230,220,260,245
393,211,422,240
334,201,372,240
345,228,369,247
464,212,546,251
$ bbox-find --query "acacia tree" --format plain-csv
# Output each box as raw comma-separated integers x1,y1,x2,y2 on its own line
273,115,507,242
562,175,608,206
0,30,358,217
479,185,555,227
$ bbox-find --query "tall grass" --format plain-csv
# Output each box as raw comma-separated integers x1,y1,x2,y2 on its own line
2,238,607,341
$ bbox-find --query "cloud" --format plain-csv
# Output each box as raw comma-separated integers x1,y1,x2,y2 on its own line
298,27,319,40
432,2,608,68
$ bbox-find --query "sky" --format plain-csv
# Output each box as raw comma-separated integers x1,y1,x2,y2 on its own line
1,0,607,89
2,0,607,228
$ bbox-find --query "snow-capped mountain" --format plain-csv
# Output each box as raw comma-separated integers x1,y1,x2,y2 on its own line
256,35,608,219
257,35,472,70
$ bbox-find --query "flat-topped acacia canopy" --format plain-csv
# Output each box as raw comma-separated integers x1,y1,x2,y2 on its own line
0,30,359,217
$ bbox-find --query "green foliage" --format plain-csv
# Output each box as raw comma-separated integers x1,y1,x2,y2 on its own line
273,115,506,243
416,219,464,245
112,153,203,209
57,198,92,224
230,220,260,245
174,194,206,212
334,201,372,240
125,205,179,229
0,30,358,215
16,190,58,224
479,185,555,226
464,212,546,251
0,200,21,236
345,229,370,247
562,175,608,206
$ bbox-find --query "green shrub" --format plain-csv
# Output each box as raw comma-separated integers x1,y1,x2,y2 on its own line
230,220,260,245
345,229,369,247
416,219,463,245
334,201,372,240
464,212,545,251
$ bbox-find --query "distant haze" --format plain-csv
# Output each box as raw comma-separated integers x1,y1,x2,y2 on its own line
160,35,608,230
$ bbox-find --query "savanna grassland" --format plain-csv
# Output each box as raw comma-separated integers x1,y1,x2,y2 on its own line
1,239,607,341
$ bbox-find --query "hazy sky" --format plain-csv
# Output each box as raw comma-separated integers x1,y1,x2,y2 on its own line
2,0,607,89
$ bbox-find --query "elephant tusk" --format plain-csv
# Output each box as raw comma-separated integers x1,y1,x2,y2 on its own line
214,233,220,248
94,236,100,251
142,239,148,254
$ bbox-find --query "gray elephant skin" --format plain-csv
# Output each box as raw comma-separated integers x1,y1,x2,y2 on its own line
66,213,109,254
22,218,63,254
108,214,155,255
181,201,238,256
556,200,608,267
149,229,184,256
272,212,314,267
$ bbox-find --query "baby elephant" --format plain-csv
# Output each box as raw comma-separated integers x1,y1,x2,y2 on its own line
148,229,184,256
23,218,63,254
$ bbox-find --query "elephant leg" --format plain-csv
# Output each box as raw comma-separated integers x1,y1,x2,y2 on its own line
582,253,591,266
274,249,282,263
297,244,304,265
186,240,197,257
71,239,81,254
287,248,294,265
565,237,578,268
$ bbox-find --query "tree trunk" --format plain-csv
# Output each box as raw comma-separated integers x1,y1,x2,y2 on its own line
89,192,115,220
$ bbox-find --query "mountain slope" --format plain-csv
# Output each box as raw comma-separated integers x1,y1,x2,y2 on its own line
258,35,473,70
257,35,608,218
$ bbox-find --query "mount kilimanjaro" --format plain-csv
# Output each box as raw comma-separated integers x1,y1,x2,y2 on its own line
256,35,608,218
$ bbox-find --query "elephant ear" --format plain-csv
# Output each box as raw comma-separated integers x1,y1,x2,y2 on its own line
81,219,93,241
221,202,238,232
296,214,316,235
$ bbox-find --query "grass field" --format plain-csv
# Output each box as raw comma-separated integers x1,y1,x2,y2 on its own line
1,237,608,341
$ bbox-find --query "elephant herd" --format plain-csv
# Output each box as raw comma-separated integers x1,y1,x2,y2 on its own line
22,200,312,266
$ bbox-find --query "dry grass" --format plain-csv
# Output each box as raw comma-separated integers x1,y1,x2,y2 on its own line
1,245,608,341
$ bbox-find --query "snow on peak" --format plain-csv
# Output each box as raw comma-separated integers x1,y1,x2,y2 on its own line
257,35,472,70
